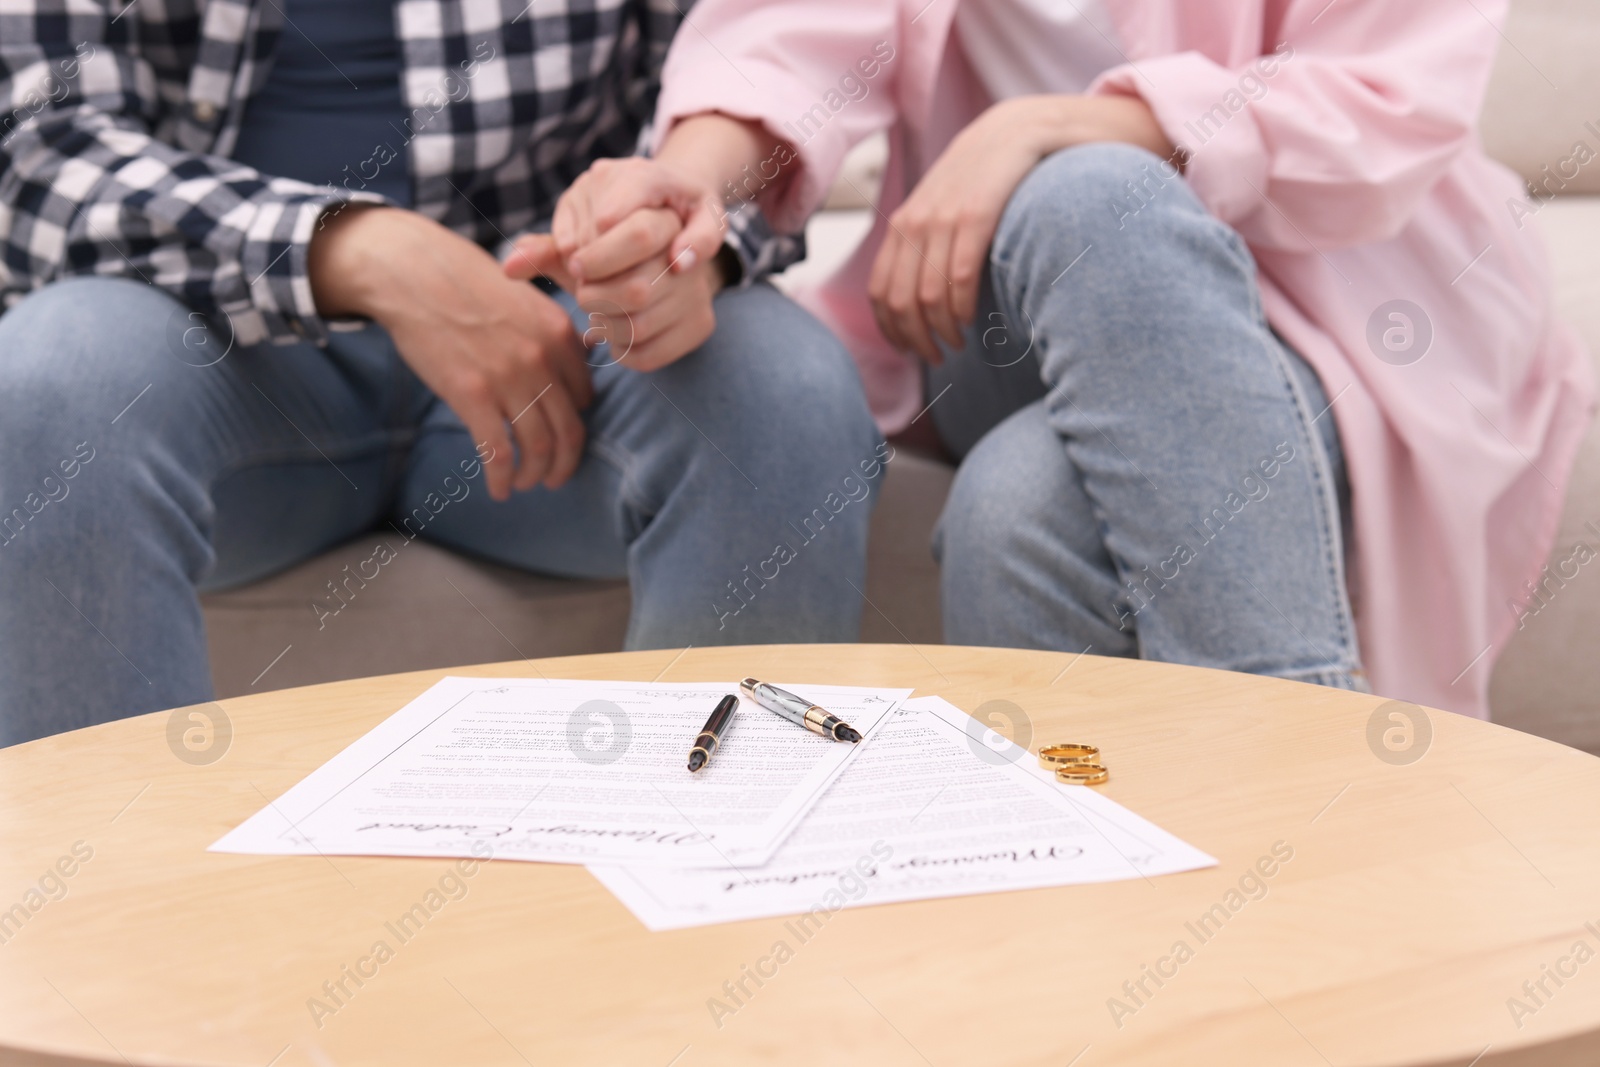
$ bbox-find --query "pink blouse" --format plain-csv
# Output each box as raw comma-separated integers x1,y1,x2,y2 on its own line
653,0,1597,719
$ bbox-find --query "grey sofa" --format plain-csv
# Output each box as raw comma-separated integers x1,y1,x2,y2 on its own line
203,0,1600,749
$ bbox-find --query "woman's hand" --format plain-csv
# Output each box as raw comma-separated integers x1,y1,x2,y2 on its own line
547,156,727,281
869,94,1176,363
504,116,793,371
504,201,727,373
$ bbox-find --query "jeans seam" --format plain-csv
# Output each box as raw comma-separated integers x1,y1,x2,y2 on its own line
1230,225,1358,676
206,430,415,492
1264,336,1360,674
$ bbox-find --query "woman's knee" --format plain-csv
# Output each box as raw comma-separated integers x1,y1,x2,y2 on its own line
993,142,1246,288
1003,142,1188,234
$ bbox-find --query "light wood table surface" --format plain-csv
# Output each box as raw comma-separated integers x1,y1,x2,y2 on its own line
3,645,1600,1066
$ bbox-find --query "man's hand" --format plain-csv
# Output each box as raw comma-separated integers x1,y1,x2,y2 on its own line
309,205,593,501
870,94,1176,363
504,192,727,372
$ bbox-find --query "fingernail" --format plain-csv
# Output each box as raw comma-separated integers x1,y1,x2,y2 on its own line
569,259,584,282
677,249,697,272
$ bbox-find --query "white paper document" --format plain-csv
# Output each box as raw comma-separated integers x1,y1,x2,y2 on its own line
589,697,1217,929
210,676,911,867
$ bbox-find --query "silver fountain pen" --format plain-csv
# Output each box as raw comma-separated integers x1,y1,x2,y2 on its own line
738,678,862,743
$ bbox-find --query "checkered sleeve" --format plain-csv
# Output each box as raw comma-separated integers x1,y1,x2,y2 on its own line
0,14,384,347
720,198,805,286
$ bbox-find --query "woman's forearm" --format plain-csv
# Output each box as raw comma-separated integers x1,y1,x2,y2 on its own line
654,113,791,208
1008,94,1181,168
657,97,1177,220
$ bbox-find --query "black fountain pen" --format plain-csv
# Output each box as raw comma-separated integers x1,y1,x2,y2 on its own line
687,693,740,772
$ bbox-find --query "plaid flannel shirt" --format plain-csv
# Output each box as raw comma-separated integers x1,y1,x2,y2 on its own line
0,0,801,348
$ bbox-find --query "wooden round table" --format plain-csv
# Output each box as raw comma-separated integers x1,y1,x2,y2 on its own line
3,645,1599,1066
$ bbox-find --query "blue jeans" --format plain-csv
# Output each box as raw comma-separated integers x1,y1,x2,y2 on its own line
0,277,883,746
931,143,1364,689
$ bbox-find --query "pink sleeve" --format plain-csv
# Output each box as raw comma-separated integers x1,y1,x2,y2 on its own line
1091,0,1506,251
649,0,903,233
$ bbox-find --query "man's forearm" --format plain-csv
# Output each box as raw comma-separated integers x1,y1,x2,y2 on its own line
307,203,391,319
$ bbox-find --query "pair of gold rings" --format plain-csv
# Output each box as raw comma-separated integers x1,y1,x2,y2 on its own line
1037,743,1109,785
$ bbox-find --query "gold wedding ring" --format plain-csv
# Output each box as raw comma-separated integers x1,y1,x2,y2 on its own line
1038,743,1100,768
1054,763,1109,786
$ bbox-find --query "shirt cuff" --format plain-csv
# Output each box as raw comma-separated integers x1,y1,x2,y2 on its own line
722,200,805,286
233,189,389,347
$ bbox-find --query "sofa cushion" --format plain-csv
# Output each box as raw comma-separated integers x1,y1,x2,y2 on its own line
859,450,950,645
1479,0,1600,193
202,537,630,698
202,453,955,698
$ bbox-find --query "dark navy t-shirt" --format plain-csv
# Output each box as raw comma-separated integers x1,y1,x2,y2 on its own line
231,0,411,206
